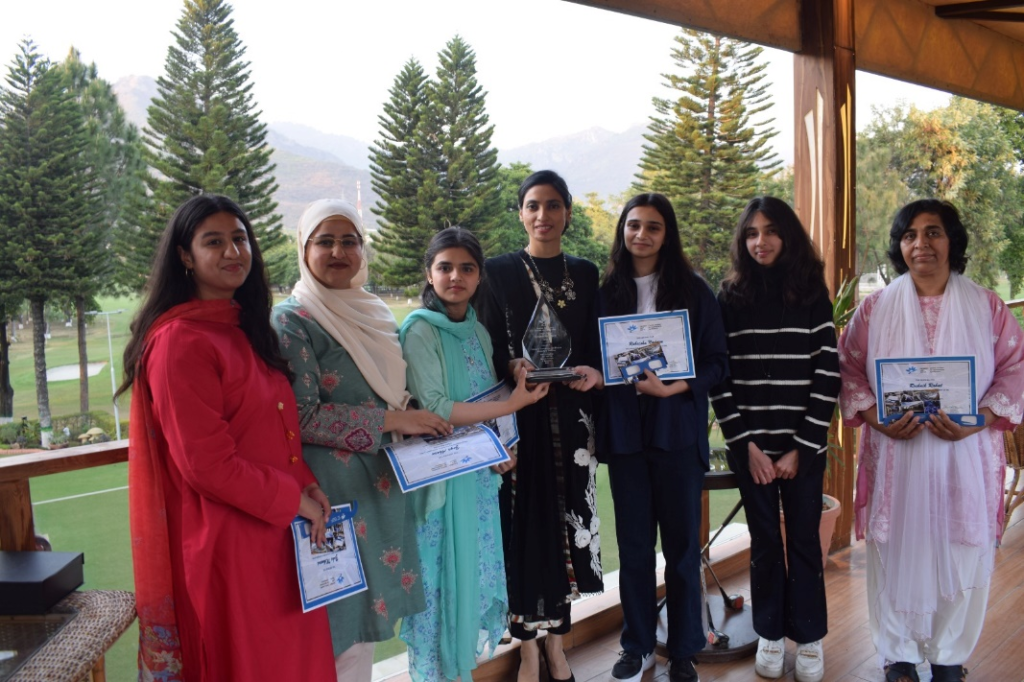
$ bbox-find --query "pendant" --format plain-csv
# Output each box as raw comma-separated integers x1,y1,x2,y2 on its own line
557,299,567,309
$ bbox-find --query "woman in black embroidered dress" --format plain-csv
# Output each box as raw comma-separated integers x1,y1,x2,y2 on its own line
478,170,603,682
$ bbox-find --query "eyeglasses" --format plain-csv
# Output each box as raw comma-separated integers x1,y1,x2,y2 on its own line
307,236,362,252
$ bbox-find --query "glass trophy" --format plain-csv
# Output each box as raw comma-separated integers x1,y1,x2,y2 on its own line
522,296,584,382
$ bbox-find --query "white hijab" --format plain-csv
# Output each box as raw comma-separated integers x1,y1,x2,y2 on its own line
292,199,411,412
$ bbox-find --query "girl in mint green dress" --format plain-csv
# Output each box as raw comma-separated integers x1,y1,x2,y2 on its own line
399,227,548,681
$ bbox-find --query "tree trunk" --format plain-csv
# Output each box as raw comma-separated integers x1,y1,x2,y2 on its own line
76,295,89,413
0,317,13,423
30,297,52,447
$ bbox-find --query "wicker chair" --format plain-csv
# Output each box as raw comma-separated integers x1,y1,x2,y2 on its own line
1003,426,1024,532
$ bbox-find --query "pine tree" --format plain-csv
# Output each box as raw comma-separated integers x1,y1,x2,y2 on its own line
638,29,778,286
59,48,147,411
371,37,501,286
0,40,93,442
369,58,430,285
125,0,282,292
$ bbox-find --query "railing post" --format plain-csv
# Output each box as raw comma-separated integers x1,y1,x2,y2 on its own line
0,478,36,551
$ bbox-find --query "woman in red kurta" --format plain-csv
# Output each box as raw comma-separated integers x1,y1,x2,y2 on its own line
118,195,335,682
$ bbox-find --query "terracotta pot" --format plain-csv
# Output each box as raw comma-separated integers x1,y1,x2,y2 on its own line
780,494,842,569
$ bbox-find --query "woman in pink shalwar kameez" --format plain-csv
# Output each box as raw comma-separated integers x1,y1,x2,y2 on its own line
839,199,1024,682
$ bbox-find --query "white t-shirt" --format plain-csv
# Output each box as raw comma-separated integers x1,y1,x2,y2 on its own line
634,273,658,314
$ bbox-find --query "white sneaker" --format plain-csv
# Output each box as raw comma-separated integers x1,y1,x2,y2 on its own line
794,640,824,682
755,637,784,679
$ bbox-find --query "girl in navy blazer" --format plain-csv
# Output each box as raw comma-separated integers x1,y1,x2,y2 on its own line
598,193,728,682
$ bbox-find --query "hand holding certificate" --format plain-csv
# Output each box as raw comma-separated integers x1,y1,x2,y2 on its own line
875,356,981,426
598,310,695,386
384,423,509,493
291,503,367,612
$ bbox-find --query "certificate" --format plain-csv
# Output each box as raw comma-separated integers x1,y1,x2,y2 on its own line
384,424,509,493
875,355,980,426
598,310,695,386
467,380,520,447
291,502,367,612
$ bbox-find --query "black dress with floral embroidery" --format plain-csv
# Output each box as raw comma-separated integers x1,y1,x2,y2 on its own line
478,251,604,631
272,297,426,654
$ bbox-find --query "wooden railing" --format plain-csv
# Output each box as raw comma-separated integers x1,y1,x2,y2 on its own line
0,440,128,551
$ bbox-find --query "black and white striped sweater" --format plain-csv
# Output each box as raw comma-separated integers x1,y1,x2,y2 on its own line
710,273,840,477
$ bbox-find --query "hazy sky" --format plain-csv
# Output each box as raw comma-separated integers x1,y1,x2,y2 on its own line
2,0,951,159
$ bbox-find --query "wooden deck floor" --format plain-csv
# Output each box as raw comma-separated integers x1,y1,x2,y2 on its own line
565,512,1024,682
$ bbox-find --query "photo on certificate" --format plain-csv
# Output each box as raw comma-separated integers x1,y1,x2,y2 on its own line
599,310,695,386
291,502,367,612
384,423,509,493
467,380,520,447
875,355,980,426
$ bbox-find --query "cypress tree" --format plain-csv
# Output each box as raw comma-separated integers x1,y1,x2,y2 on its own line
369,58,430,285
126,0,282,292
59,48,147,411
638,29,778,286
0,40,92,442
371,37,501,286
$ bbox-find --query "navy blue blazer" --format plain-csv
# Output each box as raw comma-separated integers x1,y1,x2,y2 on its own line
595,275,729,469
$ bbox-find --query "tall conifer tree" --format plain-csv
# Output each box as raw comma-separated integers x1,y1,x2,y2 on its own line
638,30,778,285
123,0,281,292
59,49,147,411
0,40,92,441
369,58,430,285
371,37,500,286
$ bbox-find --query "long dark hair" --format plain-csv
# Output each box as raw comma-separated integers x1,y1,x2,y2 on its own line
116,195,289,399
886,199,969,275
421,226,486,317
600,193,696,315
720,196,826,307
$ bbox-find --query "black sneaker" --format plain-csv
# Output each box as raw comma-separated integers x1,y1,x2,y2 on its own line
611,651,654,682
668,657,699,682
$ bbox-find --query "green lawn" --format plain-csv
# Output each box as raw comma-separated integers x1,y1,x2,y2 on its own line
12,294,742,676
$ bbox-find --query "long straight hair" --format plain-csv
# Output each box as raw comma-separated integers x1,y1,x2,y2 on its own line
719,196,826,307
116,195,289,399
600,193,696,315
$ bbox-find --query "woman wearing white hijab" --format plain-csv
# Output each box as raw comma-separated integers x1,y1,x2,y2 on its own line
272,199,452,682
839,200,1024,682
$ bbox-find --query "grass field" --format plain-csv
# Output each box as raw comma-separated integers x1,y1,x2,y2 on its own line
10,293,741,679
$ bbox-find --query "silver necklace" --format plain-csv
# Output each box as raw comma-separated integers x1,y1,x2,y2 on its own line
524,247,576,309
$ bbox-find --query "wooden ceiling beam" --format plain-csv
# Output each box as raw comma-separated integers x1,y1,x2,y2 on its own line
936,0,1024,18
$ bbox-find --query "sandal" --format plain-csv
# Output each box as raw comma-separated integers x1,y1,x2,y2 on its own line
884,661,921,682
930,664,968,681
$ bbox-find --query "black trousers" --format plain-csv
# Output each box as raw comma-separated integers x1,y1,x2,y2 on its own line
728,450,828,644
607,445,706,660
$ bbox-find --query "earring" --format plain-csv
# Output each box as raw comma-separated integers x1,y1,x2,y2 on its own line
185,267,193,277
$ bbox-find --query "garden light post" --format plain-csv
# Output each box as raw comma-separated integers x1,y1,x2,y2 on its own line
86,309,124,440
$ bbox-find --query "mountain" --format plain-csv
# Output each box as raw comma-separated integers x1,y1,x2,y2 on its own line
269,122,371,170
498,125,647,198
112,75,158,130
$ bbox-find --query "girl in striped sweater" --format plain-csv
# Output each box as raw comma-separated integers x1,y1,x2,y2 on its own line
710,196,840,682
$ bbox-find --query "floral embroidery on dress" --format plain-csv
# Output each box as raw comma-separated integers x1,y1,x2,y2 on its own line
299,345,310,363
400,569,418,593
565,409,601,577
320,369,340,394
298,308,312,319
277,313,289,327
381,547,402,571
332,448,353,466
376,472,393,498
354,517,367,539
281,334,291,349
373,595,389,620
302,373,312,389
345,428,374,452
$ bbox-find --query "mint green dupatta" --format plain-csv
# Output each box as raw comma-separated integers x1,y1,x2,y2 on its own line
399,306,494,681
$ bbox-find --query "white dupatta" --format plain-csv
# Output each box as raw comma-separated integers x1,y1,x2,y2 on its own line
864,272,999,642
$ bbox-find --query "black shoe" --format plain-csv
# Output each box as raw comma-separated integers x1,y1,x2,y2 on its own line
668,657,699,682
611,651,654,682
541,643,575,682
930,663,967,681
884,661,921,682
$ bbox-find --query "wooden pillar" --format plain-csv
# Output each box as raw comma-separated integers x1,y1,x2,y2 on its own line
794,0,857,552
0,479,36,551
